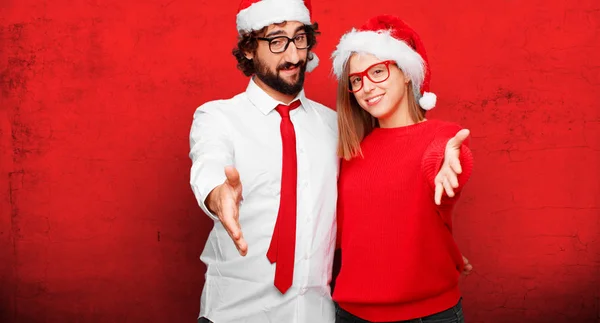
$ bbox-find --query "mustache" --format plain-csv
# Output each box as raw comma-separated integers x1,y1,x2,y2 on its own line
277,61,305,71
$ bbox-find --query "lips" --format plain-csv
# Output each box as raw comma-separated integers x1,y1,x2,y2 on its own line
279,62,301,71
365,94,384,106
279,64,299,76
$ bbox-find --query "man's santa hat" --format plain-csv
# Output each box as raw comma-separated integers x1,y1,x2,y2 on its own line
236,0,319,72
331,15,437,110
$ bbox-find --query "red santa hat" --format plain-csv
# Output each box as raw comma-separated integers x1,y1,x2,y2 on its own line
331,15,436,110
236,0,319,72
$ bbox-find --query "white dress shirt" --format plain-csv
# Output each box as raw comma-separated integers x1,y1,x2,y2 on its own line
189,78,339,323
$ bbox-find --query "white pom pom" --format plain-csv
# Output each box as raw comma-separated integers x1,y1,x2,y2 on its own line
419,92,437,110
306,53,319,72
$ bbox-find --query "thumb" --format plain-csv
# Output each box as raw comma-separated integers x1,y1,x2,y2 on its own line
224,166,241,188
450,129,470,148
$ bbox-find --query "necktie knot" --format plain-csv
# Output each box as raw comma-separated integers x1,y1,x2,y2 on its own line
275,100,301,118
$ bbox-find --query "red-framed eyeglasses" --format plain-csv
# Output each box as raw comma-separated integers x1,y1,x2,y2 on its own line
348,60,394,93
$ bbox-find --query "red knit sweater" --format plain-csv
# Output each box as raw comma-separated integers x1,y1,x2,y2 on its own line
333,119,474,322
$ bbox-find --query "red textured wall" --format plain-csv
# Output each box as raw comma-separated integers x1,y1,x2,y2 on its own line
1,0,599,322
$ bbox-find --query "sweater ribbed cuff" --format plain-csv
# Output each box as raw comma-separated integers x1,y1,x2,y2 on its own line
422,140,474,200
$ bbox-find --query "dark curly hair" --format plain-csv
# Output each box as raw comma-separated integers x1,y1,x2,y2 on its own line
232,22,320,77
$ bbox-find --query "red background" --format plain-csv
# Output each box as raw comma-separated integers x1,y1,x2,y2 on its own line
1,0,599,322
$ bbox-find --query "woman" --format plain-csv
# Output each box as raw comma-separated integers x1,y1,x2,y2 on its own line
331,15,474,323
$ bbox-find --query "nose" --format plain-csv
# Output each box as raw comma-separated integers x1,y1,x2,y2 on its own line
283,41,300,65
362,77,375,93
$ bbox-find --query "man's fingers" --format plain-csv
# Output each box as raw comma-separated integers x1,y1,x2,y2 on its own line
220,199,248,256
221,209,241,240
223,214,248,256
220,197,241,236
231,201,248,256
237,236,248,256
220,167,246,256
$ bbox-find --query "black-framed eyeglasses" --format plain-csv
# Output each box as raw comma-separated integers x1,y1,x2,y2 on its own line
256,33,311,53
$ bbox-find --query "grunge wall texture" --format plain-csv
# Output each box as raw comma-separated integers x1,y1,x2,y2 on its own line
1,0,599,322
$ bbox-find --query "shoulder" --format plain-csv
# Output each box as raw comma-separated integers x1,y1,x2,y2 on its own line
427,119,464,136
192,93,246,120
308,99,336,117
305,98,338,132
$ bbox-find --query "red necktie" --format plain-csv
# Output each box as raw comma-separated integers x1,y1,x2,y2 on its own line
267,100,301,294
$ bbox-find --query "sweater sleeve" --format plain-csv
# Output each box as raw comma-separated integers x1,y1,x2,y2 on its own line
421,123,474,206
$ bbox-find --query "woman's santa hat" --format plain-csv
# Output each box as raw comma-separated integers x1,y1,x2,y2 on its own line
331,15,437,110
236,0,319,72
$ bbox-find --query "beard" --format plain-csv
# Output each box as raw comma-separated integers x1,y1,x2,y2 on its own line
253,57,306,95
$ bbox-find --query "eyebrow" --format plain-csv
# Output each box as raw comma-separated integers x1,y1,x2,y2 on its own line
265,26,306,38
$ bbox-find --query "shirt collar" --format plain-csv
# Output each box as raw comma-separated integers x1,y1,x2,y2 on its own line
246,77,308,115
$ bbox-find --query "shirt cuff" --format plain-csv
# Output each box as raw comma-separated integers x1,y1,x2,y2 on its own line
191,170,226,222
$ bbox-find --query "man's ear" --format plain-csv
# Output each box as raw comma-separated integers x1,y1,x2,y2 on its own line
244,51,254,60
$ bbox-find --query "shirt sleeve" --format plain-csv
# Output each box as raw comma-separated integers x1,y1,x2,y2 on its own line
189,103,234,221
421,123,474,207
335,195,343,251
335,159,344,250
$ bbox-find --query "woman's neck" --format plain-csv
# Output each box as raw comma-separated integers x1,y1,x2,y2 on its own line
378,96,415,128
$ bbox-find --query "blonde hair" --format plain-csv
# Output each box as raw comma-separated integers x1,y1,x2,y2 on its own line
336,59,426,160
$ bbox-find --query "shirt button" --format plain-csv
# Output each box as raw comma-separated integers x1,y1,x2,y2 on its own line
300,287,307,295
304,253,309,260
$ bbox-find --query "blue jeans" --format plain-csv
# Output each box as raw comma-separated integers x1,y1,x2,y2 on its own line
335,298,465,323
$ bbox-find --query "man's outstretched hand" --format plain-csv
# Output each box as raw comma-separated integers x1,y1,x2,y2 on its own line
206,166,248,256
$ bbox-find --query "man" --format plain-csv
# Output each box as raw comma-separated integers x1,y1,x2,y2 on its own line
189,1,338,322
189,1,473,322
